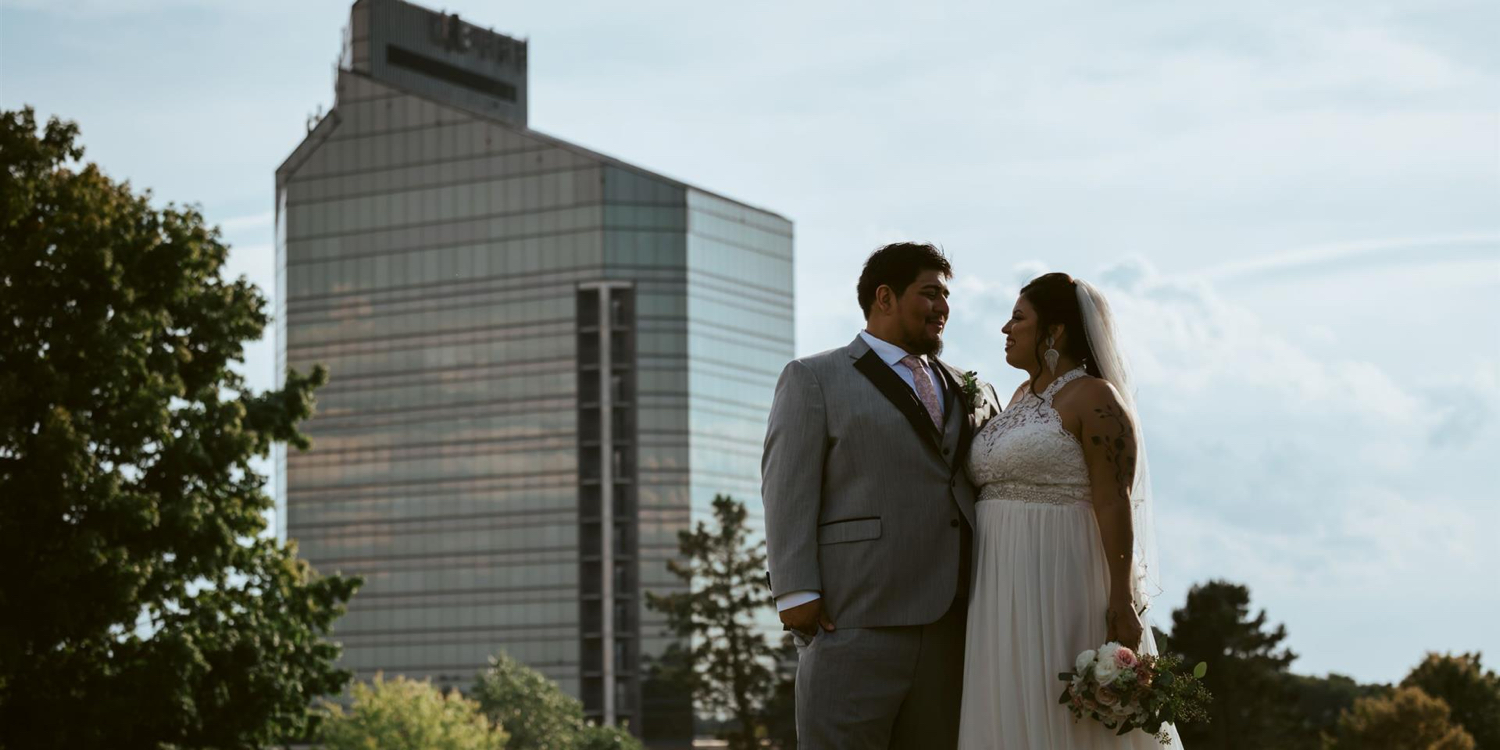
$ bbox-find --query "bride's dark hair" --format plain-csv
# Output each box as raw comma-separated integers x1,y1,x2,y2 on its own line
1019,273,1102,397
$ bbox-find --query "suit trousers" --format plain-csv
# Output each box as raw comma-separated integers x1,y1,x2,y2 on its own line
793,596,968,749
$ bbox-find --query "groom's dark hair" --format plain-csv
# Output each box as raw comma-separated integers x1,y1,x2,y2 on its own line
857,242,952,318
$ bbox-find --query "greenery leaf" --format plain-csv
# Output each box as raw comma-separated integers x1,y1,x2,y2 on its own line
0,106,358,748
643,495,790,750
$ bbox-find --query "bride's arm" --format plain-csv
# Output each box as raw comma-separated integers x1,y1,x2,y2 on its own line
1077,379,1144,647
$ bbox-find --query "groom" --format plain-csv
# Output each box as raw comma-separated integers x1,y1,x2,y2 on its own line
762,243,997,748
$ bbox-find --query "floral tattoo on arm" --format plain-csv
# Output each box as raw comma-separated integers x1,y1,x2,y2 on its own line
1090,405,1137,508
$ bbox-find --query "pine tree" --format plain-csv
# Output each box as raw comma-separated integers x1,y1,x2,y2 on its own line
644,495,781,750
1161,580,1298,749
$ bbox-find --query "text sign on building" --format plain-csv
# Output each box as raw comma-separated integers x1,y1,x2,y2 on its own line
428,12,526,71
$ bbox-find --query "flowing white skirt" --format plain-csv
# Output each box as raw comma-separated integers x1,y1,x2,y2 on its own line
957,496,1183,749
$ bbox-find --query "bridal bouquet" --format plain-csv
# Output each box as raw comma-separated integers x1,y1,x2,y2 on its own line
1057,642,1211,744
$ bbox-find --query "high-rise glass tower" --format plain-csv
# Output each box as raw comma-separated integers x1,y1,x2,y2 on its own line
274,0,793,742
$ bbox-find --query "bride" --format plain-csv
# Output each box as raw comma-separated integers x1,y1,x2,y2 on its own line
957,273,1182,749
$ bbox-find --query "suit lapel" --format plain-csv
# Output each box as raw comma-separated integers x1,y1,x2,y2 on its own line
852,349,945,457
934,359,974,465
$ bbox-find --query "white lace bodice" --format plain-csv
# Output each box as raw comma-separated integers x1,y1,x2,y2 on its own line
967,367,1092,506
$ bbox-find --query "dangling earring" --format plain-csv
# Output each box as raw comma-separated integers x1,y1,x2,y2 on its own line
1044,335,1060,375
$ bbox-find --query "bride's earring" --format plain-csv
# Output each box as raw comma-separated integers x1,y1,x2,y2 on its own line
1044,336,1060,375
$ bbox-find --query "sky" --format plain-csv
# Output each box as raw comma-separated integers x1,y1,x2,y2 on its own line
3,0,1497,685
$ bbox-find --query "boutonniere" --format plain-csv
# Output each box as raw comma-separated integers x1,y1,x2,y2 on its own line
961,371,982,405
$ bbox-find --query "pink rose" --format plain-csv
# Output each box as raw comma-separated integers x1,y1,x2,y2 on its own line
1114,646,1139,669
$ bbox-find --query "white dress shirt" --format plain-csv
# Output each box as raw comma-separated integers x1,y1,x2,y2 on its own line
775,330,946,612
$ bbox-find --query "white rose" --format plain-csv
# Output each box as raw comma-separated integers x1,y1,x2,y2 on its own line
1093,642,1124,681
1076,649,1098,674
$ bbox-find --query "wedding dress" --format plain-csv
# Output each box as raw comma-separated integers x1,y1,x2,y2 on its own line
957,366,1183,749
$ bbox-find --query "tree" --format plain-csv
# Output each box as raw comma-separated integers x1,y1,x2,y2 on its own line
1402,653,1500,750
644,495,782,750
1160,580,1299,749
320,673,509,750
471,651,642,750
0,107,358,748
1327,686,1475,750
1280,672,1388,750
574,721,647,750
761,635,800,749
640,644,696,742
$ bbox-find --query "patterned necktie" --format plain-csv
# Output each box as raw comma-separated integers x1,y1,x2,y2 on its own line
899,354,943,429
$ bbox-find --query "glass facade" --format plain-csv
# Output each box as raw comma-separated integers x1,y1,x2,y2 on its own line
274,1,792,744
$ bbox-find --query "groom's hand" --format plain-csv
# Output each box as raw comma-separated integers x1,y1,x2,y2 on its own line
780,598,835,637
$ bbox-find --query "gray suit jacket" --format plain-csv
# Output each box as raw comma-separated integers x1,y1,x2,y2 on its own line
761,334,1000,628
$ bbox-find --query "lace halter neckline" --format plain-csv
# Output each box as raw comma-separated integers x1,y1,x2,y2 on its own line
968,365,1092,506
1029,366,1088,407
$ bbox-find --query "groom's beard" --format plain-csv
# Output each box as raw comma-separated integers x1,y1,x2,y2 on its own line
912,336,943,357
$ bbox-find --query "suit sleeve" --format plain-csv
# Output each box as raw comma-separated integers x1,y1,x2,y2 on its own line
761,359,827,599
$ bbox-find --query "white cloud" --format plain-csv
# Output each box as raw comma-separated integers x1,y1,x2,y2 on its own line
1202,234,1500,285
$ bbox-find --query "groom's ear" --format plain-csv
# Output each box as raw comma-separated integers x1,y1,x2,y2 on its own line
872,284,896,315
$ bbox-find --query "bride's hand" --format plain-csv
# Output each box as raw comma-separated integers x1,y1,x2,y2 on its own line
1106,603,1144,650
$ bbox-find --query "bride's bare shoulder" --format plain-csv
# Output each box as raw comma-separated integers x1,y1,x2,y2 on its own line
1061,375,1126,410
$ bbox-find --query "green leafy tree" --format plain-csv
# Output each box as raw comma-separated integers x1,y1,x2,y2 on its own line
0,107,358,748
1327,686,1475,750
471,651,642,750
1161,580,1299,749
1402,653,1500,750
1280,672,1388,750
320,673,509,750
473,651,583,750
644,494,780,750
574,721,647,750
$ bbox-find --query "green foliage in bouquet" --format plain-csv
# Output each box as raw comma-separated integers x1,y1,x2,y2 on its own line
1059,650,1213,745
